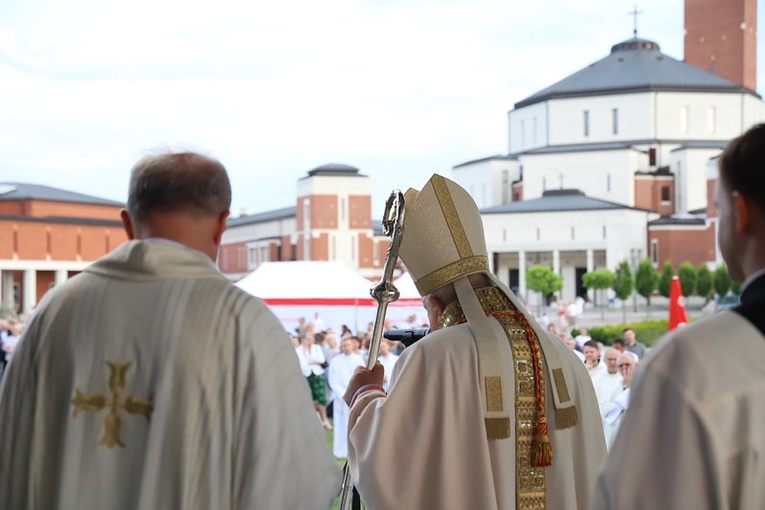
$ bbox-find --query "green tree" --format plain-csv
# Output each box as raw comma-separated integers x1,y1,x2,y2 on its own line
731,279,742,295
581,269,614,318
658,260,674,298
526,265,563,313
635,259,658,314
713,264,732,297
696,264,713,300
613,260,634,323
677,262,698,297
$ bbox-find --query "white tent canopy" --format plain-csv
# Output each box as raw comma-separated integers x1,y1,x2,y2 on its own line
235,261,425,335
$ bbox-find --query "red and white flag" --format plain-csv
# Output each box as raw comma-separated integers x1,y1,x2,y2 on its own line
669,275,688,331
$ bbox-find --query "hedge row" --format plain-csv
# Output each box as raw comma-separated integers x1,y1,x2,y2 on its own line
586,319,671,348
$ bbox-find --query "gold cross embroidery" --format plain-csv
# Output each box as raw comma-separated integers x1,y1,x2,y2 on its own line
71,361,153,448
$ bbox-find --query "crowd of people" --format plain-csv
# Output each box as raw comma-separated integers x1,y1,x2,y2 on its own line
1,122,764,509
0,318,24,380
290,314,408,457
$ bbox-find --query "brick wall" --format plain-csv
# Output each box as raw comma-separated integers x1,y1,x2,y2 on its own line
649,225,716,267
635,176,675,216
685,0,757,90
349,195,372,228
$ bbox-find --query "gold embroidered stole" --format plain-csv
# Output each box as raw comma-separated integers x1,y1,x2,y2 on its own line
441,287,547,510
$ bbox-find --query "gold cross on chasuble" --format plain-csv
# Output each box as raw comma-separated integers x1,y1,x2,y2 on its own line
71,361,153,448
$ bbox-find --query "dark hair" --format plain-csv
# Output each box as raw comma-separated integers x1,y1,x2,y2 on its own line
613,338,626,347
127,151,231,221
719,123,765,213
583,340,599,350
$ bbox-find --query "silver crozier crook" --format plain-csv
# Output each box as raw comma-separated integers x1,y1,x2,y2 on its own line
339,189,405,510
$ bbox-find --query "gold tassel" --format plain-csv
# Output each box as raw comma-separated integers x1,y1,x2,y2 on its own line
533,420,553,467
485,417,511,440
555,405,578,430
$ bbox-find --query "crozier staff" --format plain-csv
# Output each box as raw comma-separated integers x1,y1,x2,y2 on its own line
344,174,606,510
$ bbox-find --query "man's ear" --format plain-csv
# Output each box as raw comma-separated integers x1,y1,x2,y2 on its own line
423,295,445,324
120,209,135,240
733,191,754,236
213,210,230,245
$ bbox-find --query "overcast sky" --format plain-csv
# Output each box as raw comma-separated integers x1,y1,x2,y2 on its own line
1,0,762,220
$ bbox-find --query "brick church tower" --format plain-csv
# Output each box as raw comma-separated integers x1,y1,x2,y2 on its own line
684,0,757,91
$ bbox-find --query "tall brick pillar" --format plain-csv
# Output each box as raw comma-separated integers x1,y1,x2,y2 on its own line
684,0,757,91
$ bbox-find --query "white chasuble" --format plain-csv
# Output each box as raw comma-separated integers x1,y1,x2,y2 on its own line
347,295,606,510
0,241,341,510
591,311,765,510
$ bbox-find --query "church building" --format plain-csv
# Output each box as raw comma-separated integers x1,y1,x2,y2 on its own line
454,0,762,302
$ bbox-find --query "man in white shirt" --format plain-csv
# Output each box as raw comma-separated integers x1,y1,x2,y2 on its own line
583,340,606,377
0,151,340,510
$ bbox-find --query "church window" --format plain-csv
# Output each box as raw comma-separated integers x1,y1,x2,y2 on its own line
651,239,659,265
707,107,716,133
612,109,619,135
583,110,590,136
649,148,657,167
661,186,671,202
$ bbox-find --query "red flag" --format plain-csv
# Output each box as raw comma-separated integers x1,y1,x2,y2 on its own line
669,276,688,331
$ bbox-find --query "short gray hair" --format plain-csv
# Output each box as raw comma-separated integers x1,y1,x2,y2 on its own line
127,151,231,221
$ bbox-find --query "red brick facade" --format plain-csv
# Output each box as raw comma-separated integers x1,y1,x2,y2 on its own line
0,194,126,311
685,0,757,91
635,175,675,216
649,225,716,267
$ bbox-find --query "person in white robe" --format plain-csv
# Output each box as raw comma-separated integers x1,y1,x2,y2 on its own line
591,348,623,408
591,123,765,509
344,175,606,510
0,152,341,510
327,337,364,457
376,339,399,391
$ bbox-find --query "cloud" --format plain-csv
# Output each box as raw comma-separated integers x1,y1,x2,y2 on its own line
0,0,756,216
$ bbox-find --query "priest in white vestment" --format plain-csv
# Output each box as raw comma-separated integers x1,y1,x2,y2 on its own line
591,348,623,409
0,152,341,510
344,175,606,510
591,124,765,510
328,337,365,457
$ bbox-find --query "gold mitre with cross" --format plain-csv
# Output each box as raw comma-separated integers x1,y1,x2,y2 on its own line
398,174,490,296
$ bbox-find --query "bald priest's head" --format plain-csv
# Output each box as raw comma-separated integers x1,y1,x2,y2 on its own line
120,151,232,261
